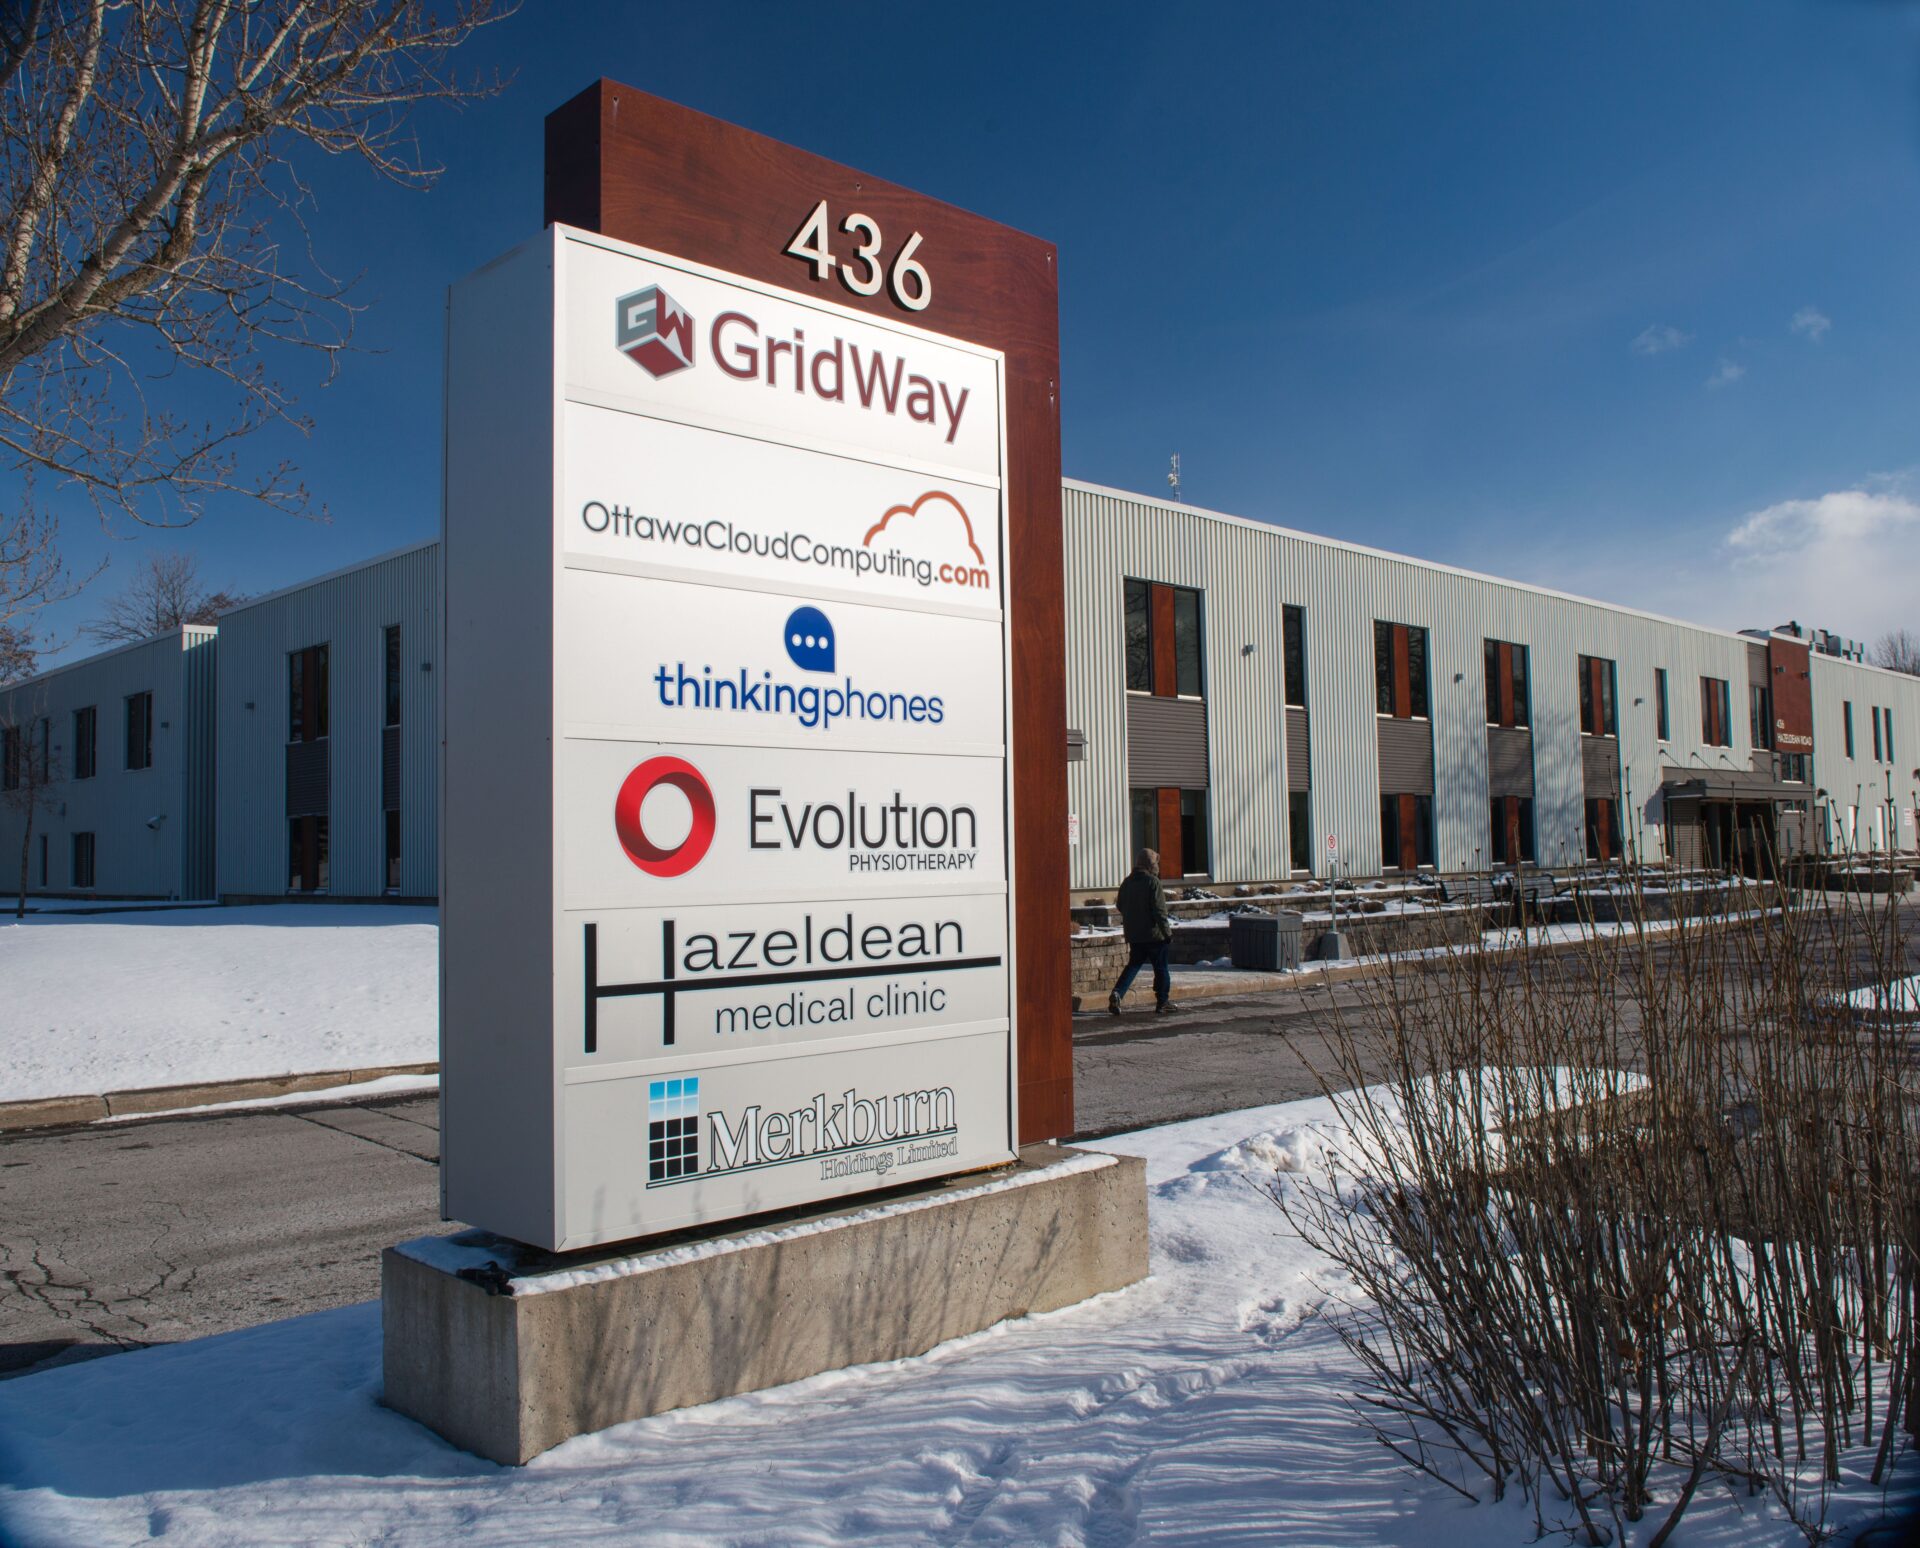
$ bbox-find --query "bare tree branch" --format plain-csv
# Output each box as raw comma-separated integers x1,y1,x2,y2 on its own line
0,0,514,626
80,548,244,642
1871,629,1920,677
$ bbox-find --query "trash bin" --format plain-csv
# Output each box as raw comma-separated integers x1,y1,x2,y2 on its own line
1229,910,1303,971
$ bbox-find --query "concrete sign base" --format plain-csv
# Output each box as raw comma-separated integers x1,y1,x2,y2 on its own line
381,1145,1148,1464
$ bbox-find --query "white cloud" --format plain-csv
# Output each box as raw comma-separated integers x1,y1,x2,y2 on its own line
1706,357,1745,389
1790,306,1832,342
1630,323,1691,356
1510,476,1920,646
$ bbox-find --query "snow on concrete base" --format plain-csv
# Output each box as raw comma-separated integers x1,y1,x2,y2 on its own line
0,904,436,1103
1,1095,1911,1547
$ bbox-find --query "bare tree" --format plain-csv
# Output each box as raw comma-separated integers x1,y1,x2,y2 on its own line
81,550,244,643
0,0,511,638
0,618,33,681
2,690,60,916
1872,628,1920,677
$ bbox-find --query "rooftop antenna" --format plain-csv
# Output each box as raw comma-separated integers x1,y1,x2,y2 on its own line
1167,453,1182,503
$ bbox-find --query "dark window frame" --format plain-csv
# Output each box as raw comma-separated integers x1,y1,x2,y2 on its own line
1654,669,1670,742
73,704,96,780
124,690,153,771
384,625,403,728
71,830,95,889
1375,620,1431,720
1282,605,1307,709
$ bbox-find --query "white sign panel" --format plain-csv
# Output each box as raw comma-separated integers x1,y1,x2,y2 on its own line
562,243,1003,479
556,570,1006,754
446,226,1017,1247
563,406,1002,612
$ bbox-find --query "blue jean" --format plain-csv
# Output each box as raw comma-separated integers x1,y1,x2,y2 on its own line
1112,940,1171,1006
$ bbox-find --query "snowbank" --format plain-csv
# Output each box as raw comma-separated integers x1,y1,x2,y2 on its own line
1,1094,1909,1546
0,904,437,1102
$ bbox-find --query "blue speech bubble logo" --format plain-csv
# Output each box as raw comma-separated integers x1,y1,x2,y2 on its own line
783,607,835,674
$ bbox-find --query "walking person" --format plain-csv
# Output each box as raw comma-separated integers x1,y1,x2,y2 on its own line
1109,848,1180,1015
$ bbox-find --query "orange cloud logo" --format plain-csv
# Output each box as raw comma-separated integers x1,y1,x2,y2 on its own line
862,490,984,565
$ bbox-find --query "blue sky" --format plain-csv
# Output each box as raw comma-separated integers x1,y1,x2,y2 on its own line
29,0,1920,661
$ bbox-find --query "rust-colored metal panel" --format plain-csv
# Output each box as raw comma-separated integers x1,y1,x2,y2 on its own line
1768,636,1814,753
1497,641,1514,728
1157,786,1183,878
543,82,1071,1144
1392,624,1411,720
1150,583,1177,698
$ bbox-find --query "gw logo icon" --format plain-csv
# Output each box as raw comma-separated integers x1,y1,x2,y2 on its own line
616,285,694,378
783,606,835,673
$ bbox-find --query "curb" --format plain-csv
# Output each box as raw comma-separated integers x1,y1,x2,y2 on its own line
0,1062,440,1134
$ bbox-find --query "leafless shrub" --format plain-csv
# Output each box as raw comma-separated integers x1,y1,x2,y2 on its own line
1278,863,1919,1544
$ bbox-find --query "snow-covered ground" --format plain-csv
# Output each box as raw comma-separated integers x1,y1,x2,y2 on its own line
1846,972,1920,1019
0,1095,1909,1547
0,904,436,1102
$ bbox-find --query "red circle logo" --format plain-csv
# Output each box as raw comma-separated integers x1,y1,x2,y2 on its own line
613,757,716,877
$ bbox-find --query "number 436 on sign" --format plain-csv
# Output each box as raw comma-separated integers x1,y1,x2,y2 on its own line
785,199,931,312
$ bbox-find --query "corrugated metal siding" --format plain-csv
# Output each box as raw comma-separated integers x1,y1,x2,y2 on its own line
215,542,438,897
1487,727,1535,797
1809,652,1920,851
1285,708,1309,792
0,630,210,898
1377,717,1436,793
1125,696,1208,786
1066,479,1779,881
1582,737,1621,797
285,740,329,817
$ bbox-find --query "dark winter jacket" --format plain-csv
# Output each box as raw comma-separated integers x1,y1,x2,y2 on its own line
1116,869,1171,945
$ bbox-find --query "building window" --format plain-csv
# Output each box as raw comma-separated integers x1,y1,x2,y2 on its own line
1180,789,1209,877
288,815,329,893
384,625,403,728
1584,798,1622,862
289,644,329,742
1124,580,1150,692
1,725,15,791
71,831,95,889
1781,752,1809,783
73,705,96,779
1578,655,1617,737
1289,789,1312,873
125,690,153,770
1172,588,1202,697
1380,793,1435,870
1129,787,1157,862
386,810,402,892
1489,796,1537,865
1750,683,1772,750
1655,669,1670,742
1483,639,1530,728
37,832,47,888
1843,700,1855,759
1124,580,1203,697
1700,677,1732,748
1374,621,1430,719
1283,605,1307,708
1871,706,1884,762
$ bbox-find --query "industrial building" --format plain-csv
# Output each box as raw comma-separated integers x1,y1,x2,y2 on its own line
1,482,1915,902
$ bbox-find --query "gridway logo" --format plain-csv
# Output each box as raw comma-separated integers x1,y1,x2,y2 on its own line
647,1077,698,1182
616,285,694,377
613,756,715,877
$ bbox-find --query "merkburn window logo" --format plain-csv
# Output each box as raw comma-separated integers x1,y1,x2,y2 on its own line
646,1077,699,1182
613,756,716,877
653,605,947,733
615,286,694,378
578,488,994,594
635,1082,961,1188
